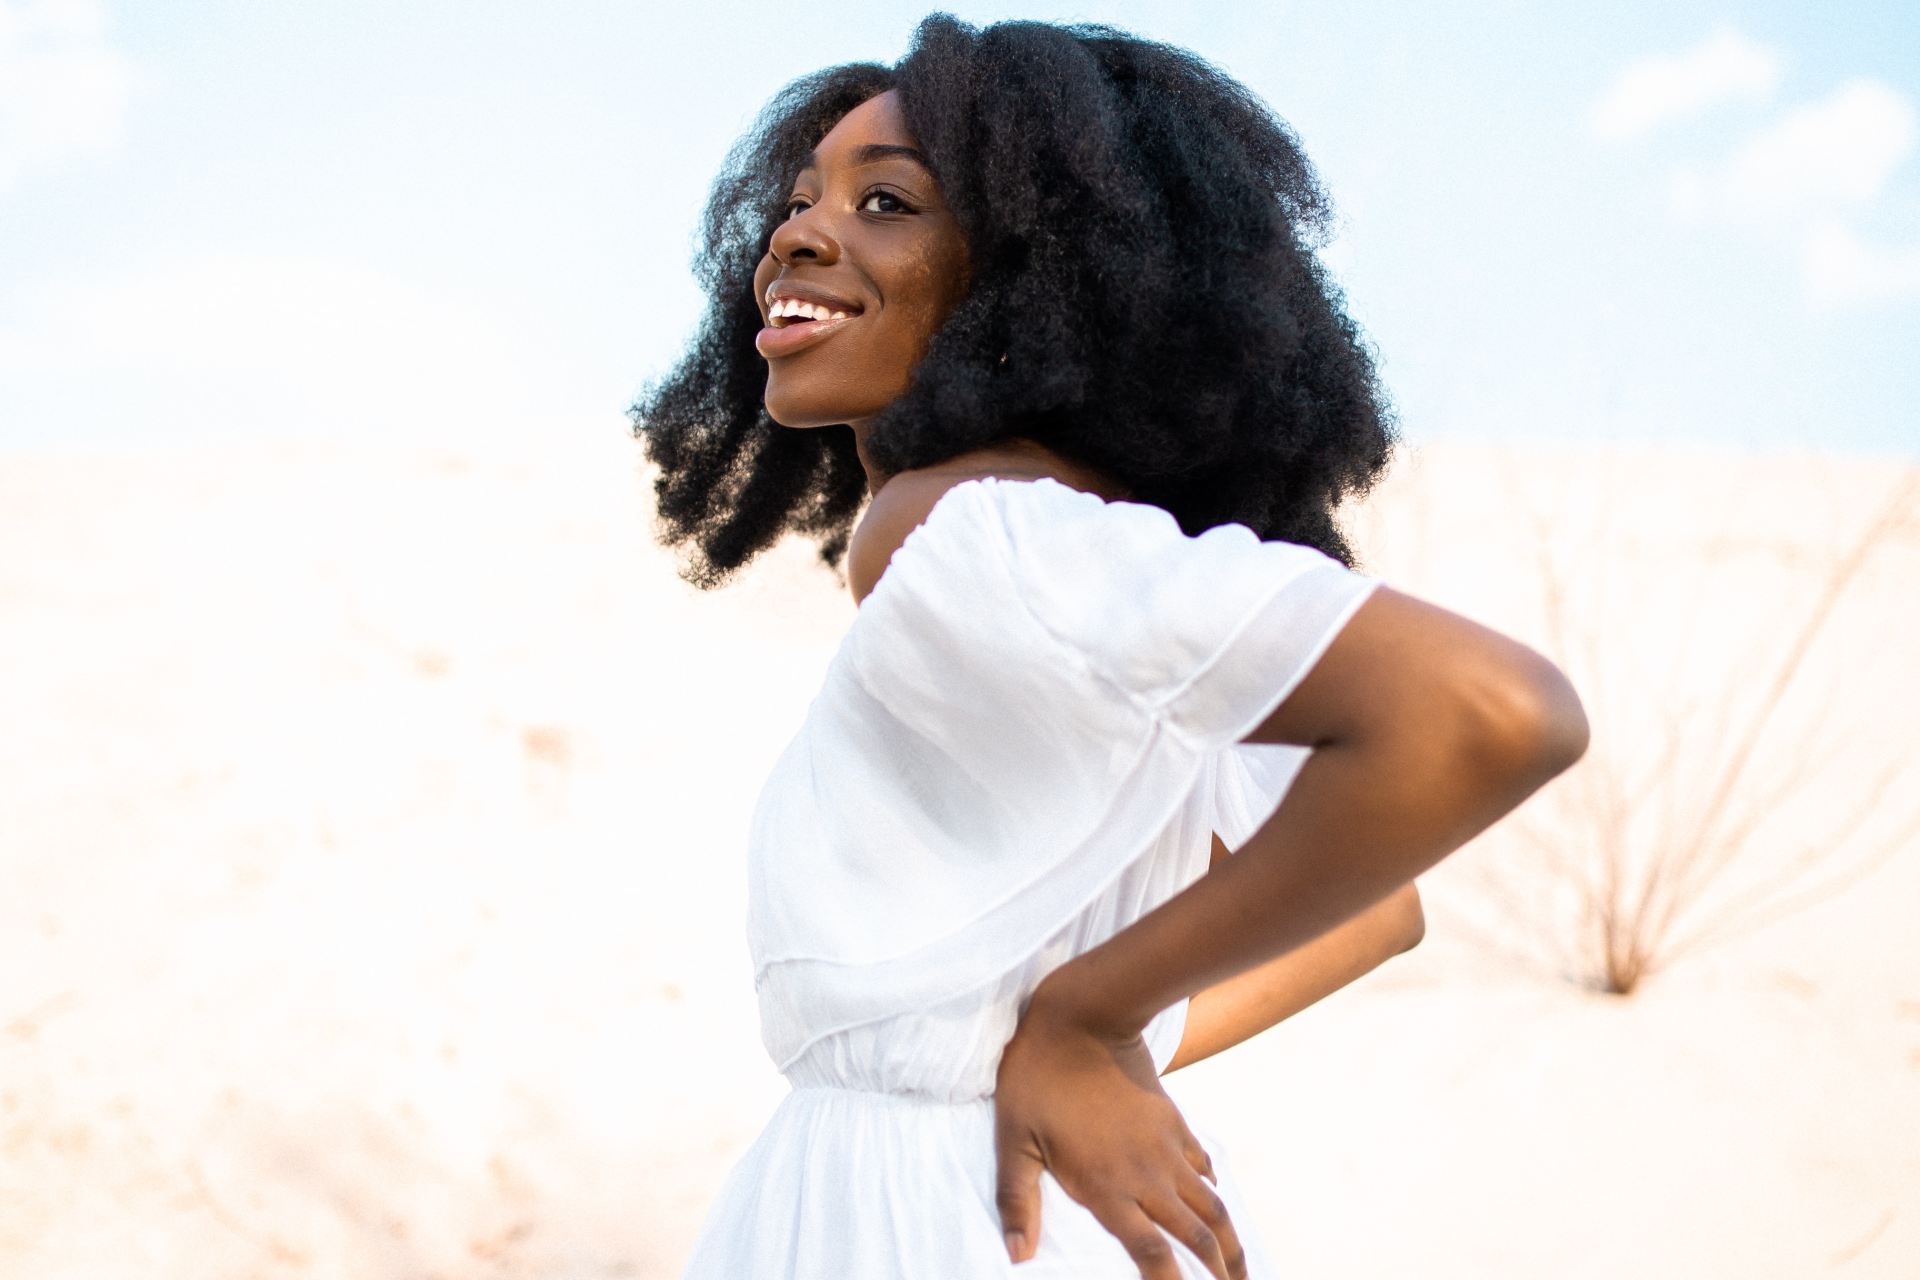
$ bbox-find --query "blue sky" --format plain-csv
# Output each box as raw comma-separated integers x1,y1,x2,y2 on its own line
1,0,1915,456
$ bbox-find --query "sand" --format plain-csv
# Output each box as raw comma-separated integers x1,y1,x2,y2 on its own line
2,431,1915,1278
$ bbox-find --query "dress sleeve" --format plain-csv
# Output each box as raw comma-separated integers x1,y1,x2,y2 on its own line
992,479,1382,754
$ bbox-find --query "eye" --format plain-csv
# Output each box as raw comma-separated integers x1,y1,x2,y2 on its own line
860,189,912,214
780,189,914,220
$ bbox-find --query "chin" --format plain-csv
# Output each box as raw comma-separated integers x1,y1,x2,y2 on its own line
764,401,837,430
764,390,878,431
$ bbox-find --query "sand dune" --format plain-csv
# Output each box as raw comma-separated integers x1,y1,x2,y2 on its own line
2,433,1914,1277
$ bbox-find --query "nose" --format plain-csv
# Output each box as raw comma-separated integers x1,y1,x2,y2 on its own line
768,203,841,266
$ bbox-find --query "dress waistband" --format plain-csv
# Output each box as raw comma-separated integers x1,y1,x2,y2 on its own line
784,1083,994,1108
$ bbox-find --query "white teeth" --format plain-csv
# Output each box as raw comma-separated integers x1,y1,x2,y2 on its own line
769,296,857,323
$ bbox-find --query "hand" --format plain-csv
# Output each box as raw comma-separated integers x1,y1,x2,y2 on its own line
993,986,1248,1279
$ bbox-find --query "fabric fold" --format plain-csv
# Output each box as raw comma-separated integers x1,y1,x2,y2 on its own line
1212,742,1312,852
746,475,1380,1070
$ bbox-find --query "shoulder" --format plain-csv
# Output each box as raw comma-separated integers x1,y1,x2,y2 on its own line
846,460,1063,607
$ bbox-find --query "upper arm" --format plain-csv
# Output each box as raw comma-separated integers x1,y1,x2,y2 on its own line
1243,584,1589,768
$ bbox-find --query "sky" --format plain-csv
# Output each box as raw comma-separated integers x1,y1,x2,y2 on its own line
0,0,1915,458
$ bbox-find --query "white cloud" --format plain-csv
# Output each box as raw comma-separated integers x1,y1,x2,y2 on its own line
0,254,549,446
0,0,133,189
1803,221,1920,309
1663,77,1920,310
1672,78,1916,225
1596,30,1920,312
1589,26,1781,142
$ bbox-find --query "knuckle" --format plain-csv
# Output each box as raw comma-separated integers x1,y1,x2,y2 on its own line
1227,1244,1250,1278
1194,1187,1230,1223
1126,1234,1174,1265
1183,1222,1219,1255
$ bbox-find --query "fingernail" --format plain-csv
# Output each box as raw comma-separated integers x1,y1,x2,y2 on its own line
1005,1229,1025,1261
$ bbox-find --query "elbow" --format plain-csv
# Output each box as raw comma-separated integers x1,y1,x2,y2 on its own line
1521,660,1591,776
1461,653,1590,785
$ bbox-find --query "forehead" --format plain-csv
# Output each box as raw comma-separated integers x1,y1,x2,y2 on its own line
802,90,917,169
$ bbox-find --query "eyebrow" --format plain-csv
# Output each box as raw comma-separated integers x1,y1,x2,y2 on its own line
797,143,932,175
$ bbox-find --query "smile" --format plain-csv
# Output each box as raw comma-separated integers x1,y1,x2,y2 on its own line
767,296,859,325
755,311,861,359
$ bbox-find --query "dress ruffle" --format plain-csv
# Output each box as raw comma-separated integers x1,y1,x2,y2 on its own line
748,476,1379,1070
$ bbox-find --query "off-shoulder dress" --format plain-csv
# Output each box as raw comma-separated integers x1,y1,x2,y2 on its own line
680,475,1382,1277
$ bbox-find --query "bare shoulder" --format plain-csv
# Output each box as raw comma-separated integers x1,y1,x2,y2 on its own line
847,456,1062,608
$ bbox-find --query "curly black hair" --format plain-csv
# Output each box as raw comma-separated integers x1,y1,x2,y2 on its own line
630,12,1399,589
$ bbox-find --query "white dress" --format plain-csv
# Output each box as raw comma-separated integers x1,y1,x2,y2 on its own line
681,475,1382,1277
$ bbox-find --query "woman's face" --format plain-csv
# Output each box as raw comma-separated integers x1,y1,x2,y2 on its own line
752,89,970,431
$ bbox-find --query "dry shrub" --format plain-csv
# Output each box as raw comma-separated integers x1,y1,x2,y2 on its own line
1412,449,1920,995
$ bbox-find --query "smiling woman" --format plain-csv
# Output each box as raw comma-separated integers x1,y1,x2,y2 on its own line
630,11,1585,1280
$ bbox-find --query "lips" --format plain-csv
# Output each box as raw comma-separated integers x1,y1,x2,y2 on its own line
757,276,868,359
755,311,860,359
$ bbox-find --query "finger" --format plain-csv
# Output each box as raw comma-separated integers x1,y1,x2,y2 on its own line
993,1115,1045,1263
1183,1137,1217,1185
1084,1199,1187,1280
1140,1187,1234,1280
1176,1170,1248,1280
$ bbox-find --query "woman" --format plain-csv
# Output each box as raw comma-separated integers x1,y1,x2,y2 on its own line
632,14,1588,1278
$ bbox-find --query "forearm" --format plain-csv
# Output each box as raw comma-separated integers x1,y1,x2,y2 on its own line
1161,881,1422,1074
1032,692,1583,1039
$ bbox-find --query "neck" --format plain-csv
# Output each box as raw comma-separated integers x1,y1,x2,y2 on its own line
850,424,1132,505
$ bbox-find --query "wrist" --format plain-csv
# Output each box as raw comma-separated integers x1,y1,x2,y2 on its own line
1027,955,1153,1043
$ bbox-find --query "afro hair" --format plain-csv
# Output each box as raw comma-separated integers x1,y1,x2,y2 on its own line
631,12,1400,588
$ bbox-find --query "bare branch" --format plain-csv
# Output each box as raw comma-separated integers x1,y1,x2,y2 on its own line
1459,453,1918,996
1672,472,1918,870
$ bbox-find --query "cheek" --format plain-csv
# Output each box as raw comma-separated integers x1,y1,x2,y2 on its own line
918,248,971,329
890,251,970,335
